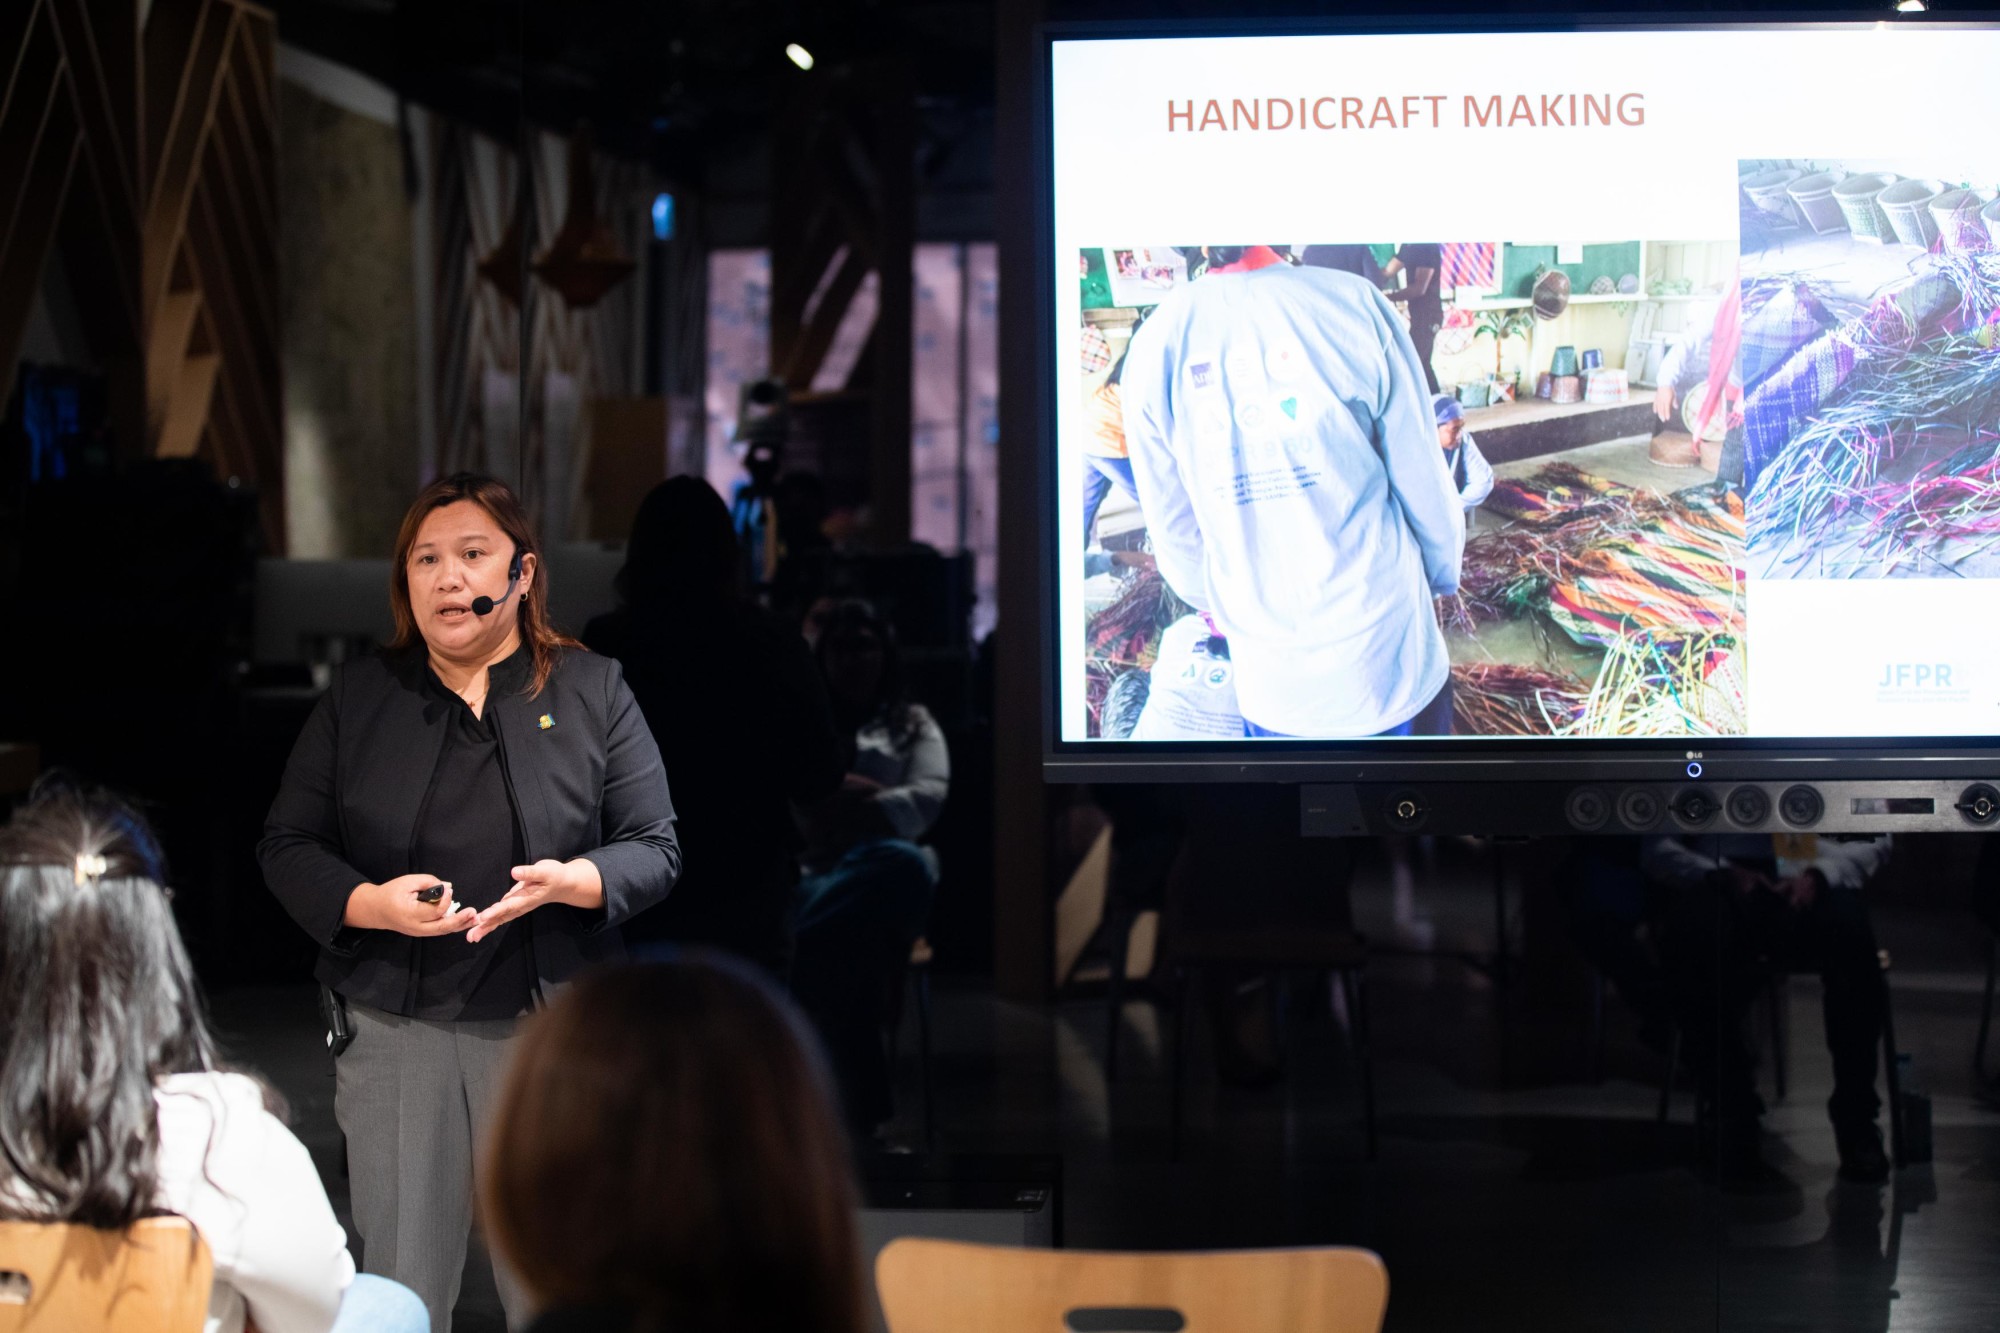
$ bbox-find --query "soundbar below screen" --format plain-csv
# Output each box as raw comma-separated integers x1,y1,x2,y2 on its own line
1051,24,2000,744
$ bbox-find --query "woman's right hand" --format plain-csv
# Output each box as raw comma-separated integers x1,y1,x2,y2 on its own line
342,874,476,936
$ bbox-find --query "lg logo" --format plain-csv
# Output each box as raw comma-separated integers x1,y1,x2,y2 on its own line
1878,664,1954,688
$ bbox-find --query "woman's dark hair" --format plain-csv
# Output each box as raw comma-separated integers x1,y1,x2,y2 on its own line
388,472,583,696
482,956,864,1333
615,476,741,606
814,598,918,746
0,778,219,1227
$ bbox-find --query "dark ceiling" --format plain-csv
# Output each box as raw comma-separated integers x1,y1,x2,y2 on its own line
267,0,1972,236
267,0,997,182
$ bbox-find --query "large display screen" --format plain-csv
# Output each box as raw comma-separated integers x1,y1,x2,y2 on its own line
1050,22,2000,750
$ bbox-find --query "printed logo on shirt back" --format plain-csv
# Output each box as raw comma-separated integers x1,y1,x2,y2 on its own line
1265,340,1306,383
1194,402,1231,444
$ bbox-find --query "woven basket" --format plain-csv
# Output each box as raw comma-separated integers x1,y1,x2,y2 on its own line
1680,382,1730,442
1742,168,1803,224
1648,430,1700,468
1584,368,1628,403
1880,178,1947,248
1833,173,1899,243
1550,375,1584,405
1930,188,1997,252
1785,171,1849,235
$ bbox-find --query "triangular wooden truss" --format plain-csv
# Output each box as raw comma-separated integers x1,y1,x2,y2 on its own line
2,0,282,546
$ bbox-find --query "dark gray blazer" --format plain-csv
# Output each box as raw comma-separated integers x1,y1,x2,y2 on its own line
259,646,680,1012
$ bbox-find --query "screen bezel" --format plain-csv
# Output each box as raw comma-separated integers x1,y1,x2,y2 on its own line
1036,11,2000,783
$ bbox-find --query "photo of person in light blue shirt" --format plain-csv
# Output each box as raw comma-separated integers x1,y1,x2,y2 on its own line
1119,245,1465,738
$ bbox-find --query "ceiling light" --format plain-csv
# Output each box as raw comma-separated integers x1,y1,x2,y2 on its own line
785,43,814,70
1895,0,1925,10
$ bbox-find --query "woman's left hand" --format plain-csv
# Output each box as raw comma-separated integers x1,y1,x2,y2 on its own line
467,858,604,942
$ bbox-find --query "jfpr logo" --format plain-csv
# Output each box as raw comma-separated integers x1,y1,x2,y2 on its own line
1877,663,1954,688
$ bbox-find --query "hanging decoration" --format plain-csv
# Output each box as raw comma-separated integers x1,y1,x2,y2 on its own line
532,126,640,309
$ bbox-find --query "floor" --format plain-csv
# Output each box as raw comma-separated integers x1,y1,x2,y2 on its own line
1463,393,1644,434
209,838,2000,1333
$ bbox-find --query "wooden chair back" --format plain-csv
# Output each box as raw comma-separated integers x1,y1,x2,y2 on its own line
876,1238,1388,1333
0,1217,212,1333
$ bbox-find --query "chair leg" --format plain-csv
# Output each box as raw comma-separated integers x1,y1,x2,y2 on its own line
1589,970,1607,1085
916,964,936,1150
1170,966,1193,1162
1768,975,1788,1103
1492,845,1512,1088
1879,952,1905,1170
1657,1023,1681,1123
1976,933,1998,1085
1341,968,1379,1162
1104,910,1129,1080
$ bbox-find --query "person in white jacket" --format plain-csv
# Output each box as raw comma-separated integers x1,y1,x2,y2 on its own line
790,600,951,1137
1120,245,1465,737
0,782,425,1333
1644,833,1893,1184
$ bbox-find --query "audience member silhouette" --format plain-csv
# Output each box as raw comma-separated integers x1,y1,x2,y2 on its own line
789,599,950,1136
584,478,845,973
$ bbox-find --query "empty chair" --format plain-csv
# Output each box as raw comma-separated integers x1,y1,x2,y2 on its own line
875,1239,1388,1333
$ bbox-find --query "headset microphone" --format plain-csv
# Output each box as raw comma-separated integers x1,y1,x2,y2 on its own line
471,549,525,617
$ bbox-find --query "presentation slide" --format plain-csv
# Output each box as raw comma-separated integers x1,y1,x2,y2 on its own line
1051,24,2000,744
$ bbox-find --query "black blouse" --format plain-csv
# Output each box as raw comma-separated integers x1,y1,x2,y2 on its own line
408,647,536,1020
261,643,681,1014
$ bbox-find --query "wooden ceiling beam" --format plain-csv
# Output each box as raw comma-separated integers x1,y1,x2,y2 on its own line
140,1,234,326
0,11,65,242
46,0,141,218
778,242,872,389
0,2,46,131
0,110,81,380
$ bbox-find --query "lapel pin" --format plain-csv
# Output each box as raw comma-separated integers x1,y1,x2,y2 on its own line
538,713,555,730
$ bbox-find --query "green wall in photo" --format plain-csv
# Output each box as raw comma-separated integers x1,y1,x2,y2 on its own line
1080,249,1114,310
1498,242,1642,297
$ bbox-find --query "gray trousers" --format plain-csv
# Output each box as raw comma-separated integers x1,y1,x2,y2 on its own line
335,1002,532,1333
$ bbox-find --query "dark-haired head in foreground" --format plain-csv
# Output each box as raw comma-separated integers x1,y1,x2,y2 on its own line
0,777,219,1227
482,955,864,1333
